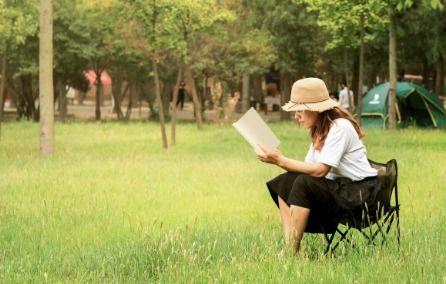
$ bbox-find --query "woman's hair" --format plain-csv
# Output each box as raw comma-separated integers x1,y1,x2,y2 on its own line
311,107,364,151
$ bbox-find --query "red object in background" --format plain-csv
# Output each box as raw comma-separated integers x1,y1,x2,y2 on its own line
2,90,11,100
84,70,112,85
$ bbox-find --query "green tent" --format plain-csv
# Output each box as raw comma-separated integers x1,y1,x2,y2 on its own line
360,82,446,129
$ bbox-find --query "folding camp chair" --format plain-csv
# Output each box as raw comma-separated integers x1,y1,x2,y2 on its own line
308,159,400,254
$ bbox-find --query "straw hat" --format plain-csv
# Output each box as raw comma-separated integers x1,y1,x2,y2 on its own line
281,78,338,112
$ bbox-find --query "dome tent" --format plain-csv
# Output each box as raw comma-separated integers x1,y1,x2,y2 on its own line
360,82,446,129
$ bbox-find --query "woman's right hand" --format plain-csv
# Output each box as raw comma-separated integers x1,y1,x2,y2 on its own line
256,144,283,166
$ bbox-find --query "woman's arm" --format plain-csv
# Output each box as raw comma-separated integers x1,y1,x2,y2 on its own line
257,145,331,178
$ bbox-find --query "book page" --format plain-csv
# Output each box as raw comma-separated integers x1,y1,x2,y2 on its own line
232,107,280,155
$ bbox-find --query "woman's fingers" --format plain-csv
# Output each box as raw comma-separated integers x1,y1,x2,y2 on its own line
257,144,270,155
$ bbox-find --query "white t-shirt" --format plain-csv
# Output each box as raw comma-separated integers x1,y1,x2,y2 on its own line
304,118,377,181
339,88,353,108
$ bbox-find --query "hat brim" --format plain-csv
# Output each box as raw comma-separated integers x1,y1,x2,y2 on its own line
281,98,339,112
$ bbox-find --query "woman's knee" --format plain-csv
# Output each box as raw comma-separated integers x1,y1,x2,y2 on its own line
288,174,319,208
292,173,313,189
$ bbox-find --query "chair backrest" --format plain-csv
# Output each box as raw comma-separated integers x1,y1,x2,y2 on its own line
368,159,398,212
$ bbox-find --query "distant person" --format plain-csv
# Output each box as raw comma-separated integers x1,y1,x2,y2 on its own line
176,81,186,110
339,82,354,113
329,91,338,102
223,92,240,120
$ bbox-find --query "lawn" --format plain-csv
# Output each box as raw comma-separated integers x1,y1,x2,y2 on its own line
0,120,445,283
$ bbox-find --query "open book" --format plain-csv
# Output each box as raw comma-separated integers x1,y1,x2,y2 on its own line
232,107,280,155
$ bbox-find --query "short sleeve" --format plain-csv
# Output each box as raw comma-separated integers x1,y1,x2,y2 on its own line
317,121,351,167
304,143,315,163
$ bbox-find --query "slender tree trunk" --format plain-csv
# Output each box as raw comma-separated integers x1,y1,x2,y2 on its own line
202,75,208,111
435,54,444,98
351,50,359,105
39,0,54,156
0,54,6,140
152,55,168,149
95,69,102,120
422,58,430,88
171,65,183,146
357,13,365,125
57,80,67,121
125,81,135,120
241,74,250,113
388,11,397,129
280,71,292,120
344,48,352,110
112,77,124,119
185,64,202,129
250,74,262,109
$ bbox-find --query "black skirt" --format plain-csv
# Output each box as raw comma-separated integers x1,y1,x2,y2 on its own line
266,172,381,233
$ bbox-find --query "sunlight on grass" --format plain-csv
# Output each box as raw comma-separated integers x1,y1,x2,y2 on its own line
0,121,445,282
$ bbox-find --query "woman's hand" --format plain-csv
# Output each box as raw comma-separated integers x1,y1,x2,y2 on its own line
256,144,283,166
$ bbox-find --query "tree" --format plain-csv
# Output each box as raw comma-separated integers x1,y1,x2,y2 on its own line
254,0,325,120
39,0,54,156
124,0,175,148
52,0,91,121
303,0,387,124
220,0,277,113
170,0,234,129
74,0,118,121
388,4,397,129
0,0,38,138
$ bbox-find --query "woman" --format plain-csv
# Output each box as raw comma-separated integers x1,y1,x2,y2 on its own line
257,77,379,254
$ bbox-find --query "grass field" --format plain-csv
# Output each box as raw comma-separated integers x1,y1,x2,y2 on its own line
0,120,445,283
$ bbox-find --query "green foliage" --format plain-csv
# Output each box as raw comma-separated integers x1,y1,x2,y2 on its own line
250,0,323,75
0,0,37,49
303,0,387,50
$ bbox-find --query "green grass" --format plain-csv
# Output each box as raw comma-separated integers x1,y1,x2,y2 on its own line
0,120,445,283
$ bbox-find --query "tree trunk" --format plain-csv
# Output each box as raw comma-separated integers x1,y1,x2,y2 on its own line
185,64,203,129
250,74,262,109
112,76,124,119
422,58,430,88
125,81,136,120
171,65,183,146
0,54,6,140
202,75,209,111
39,0,54,156
435,54,444,98
57,80,67,121
152,55,168,149
280,71,292,120
388,11,397,130
241,74,250,113
344,48,353,110
356,13,365,125
95,69,102,120
351,49,359,106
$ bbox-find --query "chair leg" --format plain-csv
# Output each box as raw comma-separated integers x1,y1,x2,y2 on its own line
396,208,401,249
324,232,336,254
360,227,372,243
330,228,350,253
369,209,395,245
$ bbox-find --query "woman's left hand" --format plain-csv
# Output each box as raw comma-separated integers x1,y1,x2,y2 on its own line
257,144,283,165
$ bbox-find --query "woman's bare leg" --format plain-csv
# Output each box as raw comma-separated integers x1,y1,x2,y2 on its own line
290,205,310,254
278,196,292,244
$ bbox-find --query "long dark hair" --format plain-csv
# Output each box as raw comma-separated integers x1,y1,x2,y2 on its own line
311,107,364,151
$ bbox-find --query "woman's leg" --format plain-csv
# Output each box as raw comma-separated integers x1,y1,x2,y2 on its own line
290,205,310,253
278,196,292,244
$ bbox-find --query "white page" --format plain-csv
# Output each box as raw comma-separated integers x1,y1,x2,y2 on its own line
232,107,280,155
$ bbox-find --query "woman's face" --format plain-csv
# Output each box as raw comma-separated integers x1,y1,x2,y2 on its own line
294,110,319,129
